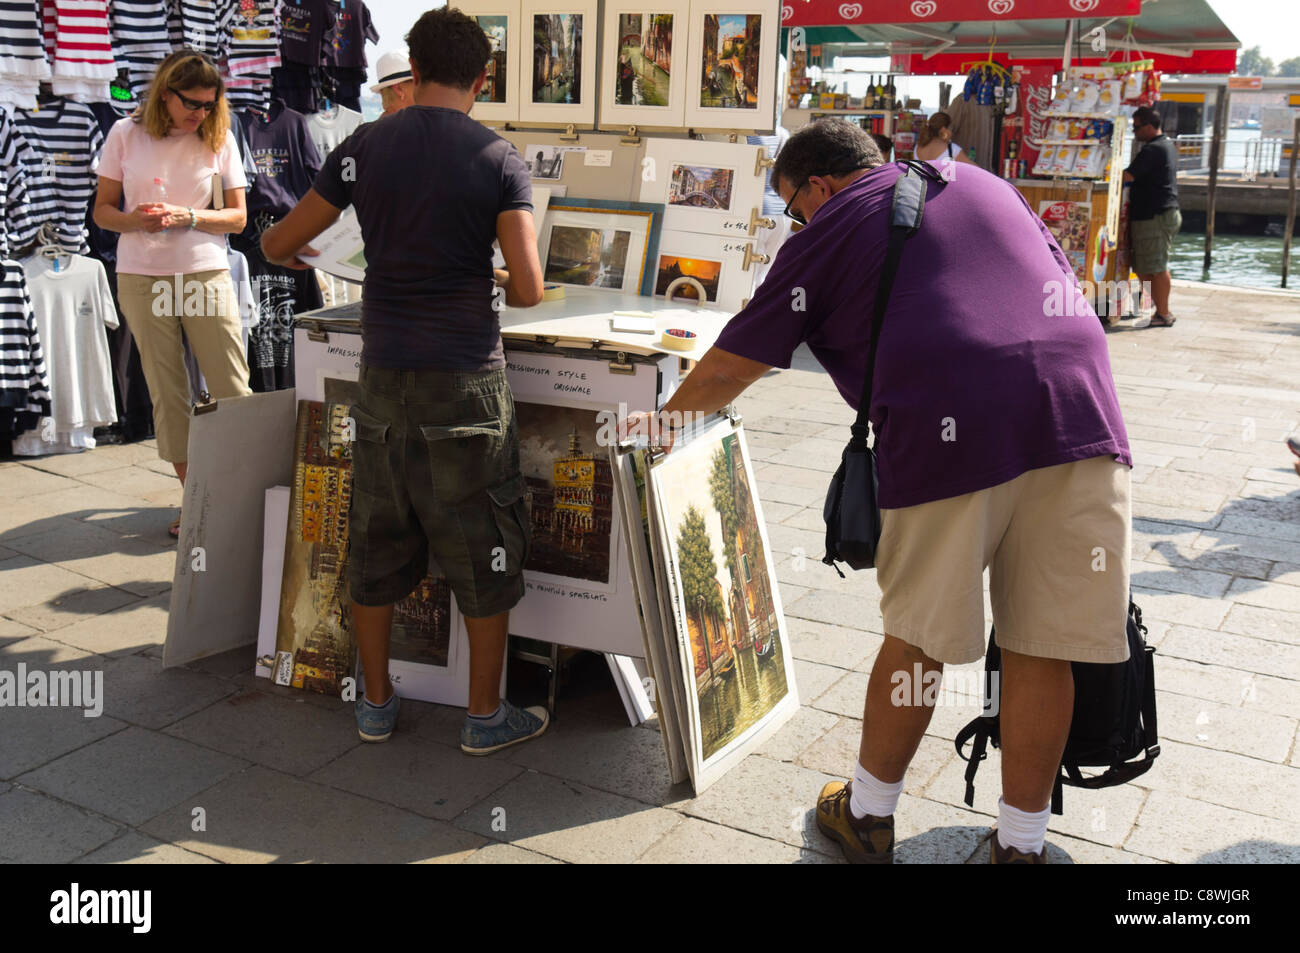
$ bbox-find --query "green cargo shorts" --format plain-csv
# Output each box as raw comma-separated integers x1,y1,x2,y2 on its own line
347,364,531,618
1130,207,1181,274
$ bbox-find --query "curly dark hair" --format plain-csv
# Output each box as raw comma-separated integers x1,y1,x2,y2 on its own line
406,7,491,91
771,119,885,195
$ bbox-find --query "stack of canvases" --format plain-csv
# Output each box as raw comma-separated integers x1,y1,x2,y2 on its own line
610,414,799,793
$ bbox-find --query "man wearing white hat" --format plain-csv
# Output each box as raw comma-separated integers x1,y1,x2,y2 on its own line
371,49,415,115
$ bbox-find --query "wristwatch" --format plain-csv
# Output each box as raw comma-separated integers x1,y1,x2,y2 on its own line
188,207,196,230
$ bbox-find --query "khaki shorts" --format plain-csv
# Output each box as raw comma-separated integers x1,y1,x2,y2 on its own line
347,365,531,618
875,455,1131,665
1130,207,1181,274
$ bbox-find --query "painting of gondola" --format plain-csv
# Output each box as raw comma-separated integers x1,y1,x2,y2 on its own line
668,163,734,209
648,420,798,786
532,13,583,104
543,224,631,289
698,13,759,109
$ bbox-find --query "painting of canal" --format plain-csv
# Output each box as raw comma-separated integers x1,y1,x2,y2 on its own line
533,13,583,104
699,13,760,109
614,13,672,107
653,428,790,762
544,224,632,289
475,15,509,103
389,575,452,666
516,401,615,587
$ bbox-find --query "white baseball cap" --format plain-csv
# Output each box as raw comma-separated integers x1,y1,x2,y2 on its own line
370,51,414,93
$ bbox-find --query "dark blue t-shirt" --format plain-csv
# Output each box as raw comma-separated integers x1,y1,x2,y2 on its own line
312,105,532,371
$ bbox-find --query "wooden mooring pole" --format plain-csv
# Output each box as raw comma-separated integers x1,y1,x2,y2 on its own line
1204,85,1228,274
1283,115,1299,289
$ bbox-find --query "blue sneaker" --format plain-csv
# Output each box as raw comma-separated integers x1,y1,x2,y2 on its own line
355,690,399,742
460,699,549,756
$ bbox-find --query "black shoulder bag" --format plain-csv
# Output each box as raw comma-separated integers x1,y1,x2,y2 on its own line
823,161,941,575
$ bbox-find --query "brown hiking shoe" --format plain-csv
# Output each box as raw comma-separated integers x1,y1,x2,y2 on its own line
815,780,894,864
990,835,1047,864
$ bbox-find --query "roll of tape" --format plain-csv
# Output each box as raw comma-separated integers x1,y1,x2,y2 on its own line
661,328,696,351
541,283,566,301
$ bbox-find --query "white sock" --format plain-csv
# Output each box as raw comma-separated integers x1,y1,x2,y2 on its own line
997,797,1051,854
849,762,904,819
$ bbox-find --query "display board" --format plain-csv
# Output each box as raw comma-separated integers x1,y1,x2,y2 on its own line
164,390,297,667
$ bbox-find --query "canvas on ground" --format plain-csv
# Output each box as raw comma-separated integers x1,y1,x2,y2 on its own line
648,419,798,790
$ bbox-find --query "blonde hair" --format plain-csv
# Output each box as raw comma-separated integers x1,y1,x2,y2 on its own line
917,112,952,148
134,50,230,152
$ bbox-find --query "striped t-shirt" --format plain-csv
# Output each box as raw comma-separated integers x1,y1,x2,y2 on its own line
0,258,52,437
12,98,105,252
0,106,37,255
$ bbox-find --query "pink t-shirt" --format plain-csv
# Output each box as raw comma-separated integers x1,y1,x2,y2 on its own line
97,118,249,276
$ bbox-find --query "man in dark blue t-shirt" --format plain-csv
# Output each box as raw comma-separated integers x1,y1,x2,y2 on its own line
262,8,548,756
1123,105,1181,327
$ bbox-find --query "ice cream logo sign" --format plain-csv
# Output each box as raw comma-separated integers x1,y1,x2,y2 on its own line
837,3,862,19
988,0,1015,14
781,5,793,22
911,0,938,16
1070,0,1101,11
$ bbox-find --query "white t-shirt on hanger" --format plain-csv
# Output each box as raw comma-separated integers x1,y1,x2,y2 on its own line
13,253,119,455
306,104,364,160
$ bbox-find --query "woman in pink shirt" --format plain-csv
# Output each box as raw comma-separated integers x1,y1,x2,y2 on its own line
93,50,253,537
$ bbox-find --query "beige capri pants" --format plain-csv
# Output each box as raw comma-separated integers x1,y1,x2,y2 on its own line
116,269,252,463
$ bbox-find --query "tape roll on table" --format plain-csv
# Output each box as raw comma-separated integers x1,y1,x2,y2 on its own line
660,328,696,351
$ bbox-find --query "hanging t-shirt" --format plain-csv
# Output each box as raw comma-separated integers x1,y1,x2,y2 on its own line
43,0,117,101
96,117,249,276
0,106,37,256
15,253,118,447
305,104,362,159
12,97,105,253
278,0,325,66
173,0,234,56
0,258,53,439
238,100,321,237
319,0,377,69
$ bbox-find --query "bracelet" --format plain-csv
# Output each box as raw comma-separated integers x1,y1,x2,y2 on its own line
188,208,196,230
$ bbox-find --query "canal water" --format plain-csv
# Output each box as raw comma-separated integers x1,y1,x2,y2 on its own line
697,633,789,761
1171,231,1298,291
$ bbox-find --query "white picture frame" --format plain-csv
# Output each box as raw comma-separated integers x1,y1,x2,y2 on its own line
517,0,599,128
647,418,798,793
461,0,523,125
639,137,767,236
598,1,689,130
652,227,754,313
683,0,778,132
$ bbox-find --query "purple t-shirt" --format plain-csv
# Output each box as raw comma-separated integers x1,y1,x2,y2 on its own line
714,161,1131,509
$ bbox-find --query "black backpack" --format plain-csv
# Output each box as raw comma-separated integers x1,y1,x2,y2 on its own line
954,598,1160,815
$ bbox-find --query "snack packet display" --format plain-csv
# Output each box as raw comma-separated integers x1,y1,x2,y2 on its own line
1070,82,1100,114
1097,80,1123,116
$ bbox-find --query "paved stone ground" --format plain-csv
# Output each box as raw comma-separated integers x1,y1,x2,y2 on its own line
2,279,1299,864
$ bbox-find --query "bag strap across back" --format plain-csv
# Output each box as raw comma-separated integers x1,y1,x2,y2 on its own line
851,160,945,452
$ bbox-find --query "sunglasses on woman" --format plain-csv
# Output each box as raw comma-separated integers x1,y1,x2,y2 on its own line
170,89,217,112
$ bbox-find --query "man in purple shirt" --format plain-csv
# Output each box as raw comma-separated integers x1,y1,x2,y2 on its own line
633,120,1132,864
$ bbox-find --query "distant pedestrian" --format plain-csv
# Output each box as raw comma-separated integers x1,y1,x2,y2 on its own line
1123,105,1181,327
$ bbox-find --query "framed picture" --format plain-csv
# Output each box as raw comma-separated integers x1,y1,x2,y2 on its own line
598,1,689,129
639,137,768,236
538,197,665,296
647,418,798,792
518,0,598,127
653,227,753,312
460,0,523,124
683,0,779,132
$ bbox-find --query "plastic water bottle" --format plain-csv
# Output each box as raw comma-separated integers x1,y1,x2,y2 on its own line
143,177,168,253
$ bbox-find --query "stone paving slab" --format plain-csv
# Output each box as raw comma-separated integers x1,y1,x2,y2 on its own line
0,787,122,863
17,726,247,826
141,765,486,863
